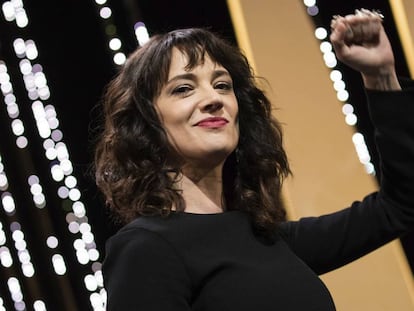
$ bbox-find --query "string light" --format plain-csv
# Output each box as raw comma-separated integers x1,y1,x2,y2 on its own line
0,155,37,282
1,1,105,309
1,1,29,28
11,223,35,278
0,61,28,149
134,22,150,46
0,297,5,311
29,176,46,209
46,236,58,249
303,0,375,175
33,300,47,311
9,0,102,271
94,1,126,66
7,277,26,310
51,254,67,275
0,246,13,268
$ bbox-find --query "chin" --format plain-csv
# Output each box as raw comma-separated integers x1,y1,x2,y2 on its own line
203,146,235,162
177,139,238,166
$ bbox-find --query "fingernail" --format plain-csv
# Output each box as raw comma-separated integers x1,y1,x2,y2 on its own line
355,9,363,16
358,8,384,19
373,9,384,19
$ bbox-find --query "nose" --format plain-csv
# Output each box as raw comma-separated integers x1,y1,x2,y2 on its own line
202,100,223,113
199,87,224,113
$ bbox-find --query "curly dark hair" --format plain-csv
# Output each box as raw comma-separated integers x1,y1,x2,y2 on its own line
94,28,290,236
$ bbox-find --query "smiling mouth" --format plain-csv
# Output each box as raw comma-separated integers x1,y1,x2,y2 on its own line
195,117,229,128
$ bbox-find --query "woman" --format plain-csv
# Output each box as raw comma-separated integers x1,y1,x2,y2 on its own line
95,9,414,310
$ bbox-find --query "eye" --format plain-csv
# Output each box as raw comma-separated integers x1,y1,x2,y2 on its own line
172,85,193,96
214,81,233,91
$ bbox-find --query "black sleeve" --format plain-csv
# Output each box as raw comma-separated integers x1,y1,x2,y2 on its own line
103,227,192,310
279,82,414,275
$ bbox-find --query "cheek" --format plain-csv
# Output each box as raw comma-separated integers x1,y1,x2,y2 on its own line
156,104,185,130
159,97,194,123
162,113,189,134
158,110,194,147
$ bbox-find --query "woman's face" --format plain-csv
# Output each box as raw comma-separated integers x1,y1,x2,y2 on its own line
154,48,239,167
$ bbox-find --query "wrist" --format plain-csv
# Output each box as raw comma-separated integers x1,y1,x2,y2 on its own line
362,68,401,91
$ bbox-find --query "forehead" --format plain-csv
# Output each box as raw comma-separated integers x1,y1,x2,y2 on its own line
167,48,227,78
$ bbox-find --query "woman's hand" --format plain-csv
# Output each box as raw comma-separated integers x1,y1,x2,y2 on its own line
330,9,401,91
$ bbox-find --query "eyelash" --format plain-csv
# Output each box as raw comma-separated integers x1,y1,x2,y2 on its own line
171,81,233,96
215,82,233,90
172,85,193,95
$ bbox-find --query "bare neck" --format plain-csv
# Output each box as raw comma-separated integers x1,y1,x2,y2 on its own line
179,164,224,214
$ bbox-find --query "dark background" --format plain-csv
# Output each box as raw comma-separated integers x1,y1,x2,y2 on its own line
0,0,412,310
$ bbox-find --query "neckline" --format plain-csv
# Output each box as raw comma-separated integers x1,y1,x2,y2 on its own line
171,210,243,216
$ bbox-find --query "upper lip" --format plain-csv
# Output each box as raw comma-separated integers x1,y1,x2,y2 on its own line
194,117,229,126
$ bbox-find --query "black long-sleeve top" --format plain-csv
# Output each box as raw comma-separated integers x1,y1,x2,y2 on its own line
103,83,414,310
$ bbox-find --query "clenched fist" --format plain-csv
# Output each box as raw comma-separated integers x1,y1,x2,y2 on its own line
330,9,401,90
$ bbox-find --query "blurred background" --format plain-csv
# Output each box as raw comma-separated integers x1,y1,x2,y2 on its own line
0,0,413,310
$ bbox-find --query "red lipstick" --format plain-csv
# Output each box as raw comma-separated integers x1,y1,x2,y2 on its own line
195,117,228,128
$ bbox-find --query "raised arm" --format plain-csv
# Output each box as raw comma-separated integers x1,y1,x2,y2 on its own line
280,10,414,274
330,8,401,91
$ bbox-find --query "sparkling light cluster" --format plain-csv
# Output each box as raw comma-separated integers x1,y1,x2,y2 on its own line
303,0,375,175
7,277,26,311
1,0,29,28
28,175,46,209
16,32,105,311
12,37,104,270
0,213,13,269
12,223,35,278
0,155,37,281
0,154,48,311
1,1,106,309
0,61,29,149
94,0,127,65
303,0,319,16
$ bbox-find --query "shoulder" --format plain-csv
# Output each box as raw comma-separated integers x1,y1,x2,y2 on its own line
103,216,193,309
117,215,169,234
106,211,254,255
105,216,175,255
103,216,189,285
104,213,195,263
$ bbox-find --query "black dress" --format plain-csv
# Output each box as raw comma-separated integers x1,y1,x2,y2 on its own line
103,83,414,310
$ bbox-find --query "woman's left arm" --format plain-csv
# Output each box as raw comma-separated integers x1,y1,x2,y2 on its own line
280,85,414,275
279,10,414,275
330,9,414,225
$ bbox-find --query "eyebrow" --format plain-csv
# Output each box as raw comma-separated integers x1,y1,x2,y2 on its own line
166,69,231,85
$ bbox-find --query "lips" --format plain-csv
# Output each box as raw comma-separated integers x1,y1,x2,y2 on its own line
195,117,229,128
